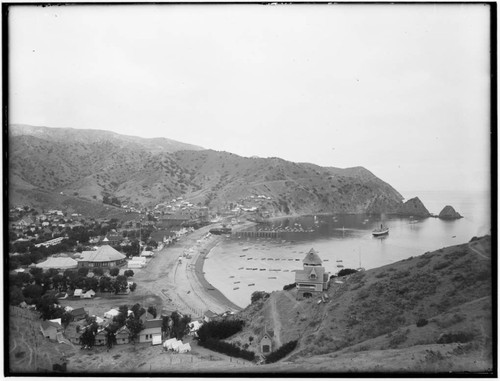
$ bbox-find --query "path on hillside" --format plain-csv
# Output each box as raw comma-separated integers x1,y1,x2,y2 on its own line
468,241,490,260
270,294,282,347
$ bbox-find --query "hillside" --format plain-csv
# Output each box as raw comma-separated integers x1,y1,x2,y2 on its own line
230,235,493,373
9,124,407,216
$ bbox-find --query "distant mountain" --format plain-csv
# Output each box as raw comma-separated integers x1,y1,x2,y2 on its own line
8,124,407,216
10,124,205,154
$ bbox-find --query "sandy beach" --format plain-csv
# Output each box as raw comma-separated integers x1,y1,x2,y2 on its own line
130,221,256,317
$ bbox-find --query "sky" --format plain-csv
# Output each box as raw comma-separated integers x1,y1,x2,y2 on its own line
8,4,492,195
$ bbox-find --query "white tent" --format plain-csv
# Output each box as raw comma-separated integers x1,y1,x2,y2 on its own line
73,289,83,297
171,340,183,352
151,334,162,346
140,251,154,257
163,338,177,349
82,290,96,298
178,343,191,354
104,309,120,319
64,306,73,312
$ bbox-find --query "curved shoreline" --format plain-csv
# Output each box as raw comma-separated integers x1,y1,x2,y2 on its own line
193,236,243,312
192,221,258,312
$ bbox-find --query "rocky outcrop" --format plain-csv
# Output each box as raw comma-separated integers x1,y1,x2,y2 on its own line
438,205,463,220
397,197,431,217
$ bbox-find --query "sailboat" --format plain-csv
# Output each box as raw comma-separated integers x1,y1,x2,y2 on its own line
372,223,389,237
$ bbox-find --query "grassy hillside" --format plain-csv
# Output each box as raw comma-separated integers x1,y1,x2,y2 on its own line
9,125,405,216
231,235,493,373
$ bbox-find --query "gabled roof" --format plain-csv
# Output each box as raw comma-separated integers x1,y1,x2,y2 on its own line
71,307,87,316
303,248,322,265
41,320,62,331
143,319,163,329
80,245,126,262
262,329,274,338
204,310,217,318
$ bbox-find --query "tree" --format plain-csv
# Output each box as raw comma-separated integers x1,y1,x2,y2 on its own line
162,316,170,336
131,303,145,319
129,282,137,292
114,305,129,327
147,306,157,319
113,275,128,294
80,321,98,348
251,291,270,304
124,270,134,278
93,267,104,277
9,286,25,306
78,267,90,277
99,276,112,292
23,284,44,304
109,267,120,277
126,317,144,343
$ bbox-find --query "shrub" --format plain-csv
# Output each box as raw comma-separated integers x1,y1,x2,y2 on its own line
251,291,270,304
197,320,245,342
416,318,428,327
338,268,357,277
436,331,474,344
198,338,255,361
283,282,296,291
265,340,298,364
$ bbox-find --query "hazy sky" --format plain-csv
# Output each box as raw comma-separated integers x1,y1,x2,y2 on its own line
9,4,492,195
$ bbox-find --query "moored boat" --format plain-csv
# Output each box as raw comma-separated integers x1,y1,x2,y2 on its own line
372,224,389,236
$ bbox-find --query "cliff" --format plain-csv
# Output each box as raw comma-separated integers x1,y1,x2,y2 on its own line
438,205,463,220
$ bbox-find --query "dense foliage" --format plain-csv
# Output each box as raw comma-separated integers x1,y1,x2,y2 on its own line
283,282,296,291
337,268,358,277
196,319,253,361
265,340,298,364
199,338,255,361
250,291,270,304
196,320,245,342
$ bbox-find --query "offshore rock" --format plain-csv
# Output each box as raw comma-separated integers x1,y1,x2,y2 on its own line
397,197,431,217
438,205,463,220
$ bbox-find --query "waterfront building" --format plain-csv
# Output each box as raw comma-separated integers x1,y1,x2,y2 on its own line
294,248,330,299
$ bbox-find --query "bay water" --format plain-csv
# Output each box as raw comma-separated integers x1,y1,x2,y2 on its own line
204,190,491,309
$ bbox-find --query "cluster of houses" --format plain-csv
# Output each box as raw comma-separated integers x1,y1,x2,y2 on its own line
10,208,85,243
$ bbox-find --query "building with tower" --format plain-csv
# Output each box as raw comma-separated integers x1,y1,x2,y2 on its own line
294,248,330,299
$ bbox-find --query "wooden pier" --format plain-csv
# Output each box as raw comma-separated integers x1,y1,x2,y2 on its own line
232,230,282,239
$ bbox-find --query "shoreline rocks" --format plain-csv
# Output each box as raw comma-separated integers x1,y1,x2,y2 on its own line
438,205,463,220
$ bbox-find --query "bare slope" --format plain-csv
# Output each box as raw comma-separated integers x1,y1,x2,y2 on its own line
231,236,493,373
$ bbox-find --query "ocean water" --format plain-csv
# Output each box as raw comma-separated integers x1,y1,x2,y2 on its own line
204,190,492,309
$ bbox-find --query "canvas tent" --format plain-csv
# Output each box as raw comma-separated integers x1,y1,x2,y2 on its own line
73,289,83,297
178,343,191,353
82,290,96,298
171,340,182,352
104,309,120,319
163,338,178,350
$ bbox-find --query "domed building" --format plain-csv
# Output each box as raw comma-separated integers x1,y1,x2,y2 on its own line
77,245,126,268
294,248,330,299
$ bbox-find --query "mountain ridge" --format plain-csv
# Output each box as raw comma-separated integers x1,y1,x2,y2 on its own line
9,124,409,216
